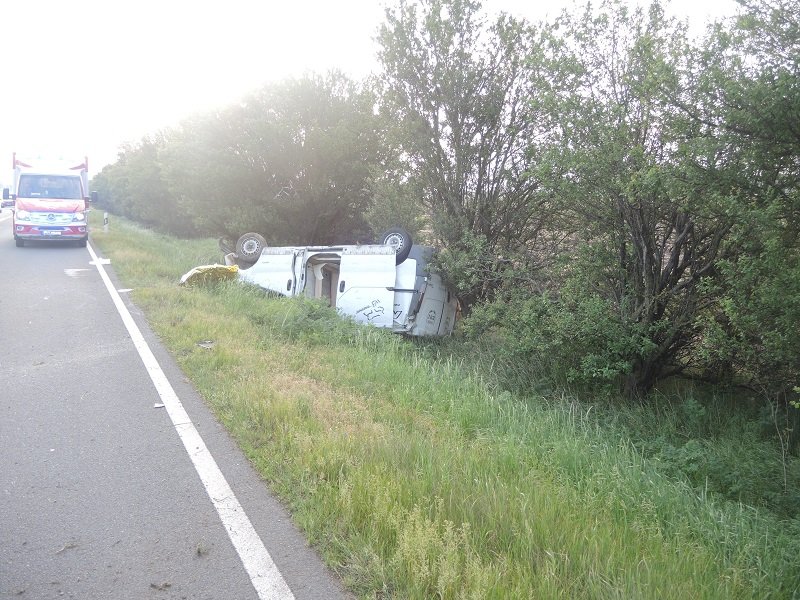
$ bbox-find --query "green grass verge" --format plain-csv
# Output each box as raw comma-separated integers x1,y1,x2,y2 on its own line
90,215,800,599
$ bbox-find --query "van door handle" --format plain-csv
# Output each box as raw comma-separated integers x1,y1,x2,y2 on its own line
339,281,345,292
287,279,292,291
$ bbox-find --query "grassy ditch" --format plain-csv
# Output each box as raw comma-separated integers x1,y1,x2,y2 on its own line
90,216,800,599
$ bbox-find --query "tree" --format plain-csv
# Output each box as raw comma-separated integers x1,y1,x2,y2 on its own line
160,73,382,244
523,0,740,398
377,0,553,307
91,136,193,237
690,0,800,445
158,108,273,238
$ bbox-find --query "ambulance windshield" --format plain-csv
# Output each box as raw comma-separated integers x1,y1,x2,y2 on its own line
18,175,83,199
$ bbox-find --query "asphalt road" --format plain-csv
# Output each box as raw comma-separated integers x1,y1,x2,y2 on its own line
0,212,350,600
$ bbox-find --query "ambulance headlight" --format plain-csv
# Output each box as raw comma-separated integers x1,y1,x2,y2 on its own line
72,212,85,222
15,209,31,220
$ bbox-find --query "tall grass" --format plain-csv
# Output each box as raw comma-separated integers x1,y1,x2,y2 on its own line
91,216,800,599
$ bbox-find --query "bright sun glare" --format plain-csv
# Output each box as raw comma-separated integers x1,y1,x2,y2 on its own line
0,0,738,183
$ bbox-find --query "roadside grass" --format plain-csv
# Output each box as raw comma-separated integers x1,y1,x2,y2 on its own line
90,216,800,599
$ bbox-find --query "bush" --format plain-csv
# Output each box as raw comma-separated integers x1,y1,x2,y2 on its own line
599,390,800,519
460,284,660,397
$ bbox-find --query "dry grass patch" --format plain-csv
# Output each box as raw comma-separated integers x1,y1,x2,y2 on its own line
268,371,389,440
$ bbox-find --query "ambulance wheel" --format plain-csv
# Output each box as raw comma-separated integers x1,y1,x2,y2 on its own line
15,237,24,247
235,232,267,263
379,227,412,264
77,238,87,248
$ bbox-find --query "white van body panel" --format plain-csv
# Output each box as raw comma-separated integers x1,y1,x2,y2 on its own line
392,258,418,328
410,273,459,336
238,247,300,295
336,252,395,328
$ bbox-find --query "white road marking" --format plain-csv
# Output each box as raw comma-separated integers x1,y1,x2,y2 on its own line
65,268,91,277
87,243,295,600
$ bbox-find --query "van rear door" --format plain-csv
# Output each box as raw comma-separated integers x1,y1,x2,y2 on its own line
336,249,395,328
238,248,300,296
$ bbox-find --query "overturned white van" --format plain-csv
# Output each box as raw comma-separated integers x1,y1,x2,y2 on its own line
226,229,460,337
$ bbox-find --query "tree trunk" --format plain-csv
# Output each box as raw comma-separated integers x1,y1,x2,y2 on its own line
623,359,661,400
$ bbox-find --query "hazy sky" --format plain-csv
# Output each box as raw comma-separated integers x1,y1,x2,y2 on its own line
0,0,739,183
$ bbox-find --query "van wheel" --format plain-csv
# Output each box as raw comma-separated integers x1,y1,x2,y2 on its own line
15,238,24,247
379,227,413,264
236,232,267,263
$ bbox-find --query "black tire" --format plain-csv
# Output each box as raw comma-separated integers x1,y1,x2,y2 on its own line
77,238,87,248
379,227,413,264
15,237,24,247
235,232,267,263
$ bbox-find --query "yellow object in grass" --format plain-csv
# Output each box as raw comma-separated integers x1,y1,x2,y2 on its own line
179,264,239,286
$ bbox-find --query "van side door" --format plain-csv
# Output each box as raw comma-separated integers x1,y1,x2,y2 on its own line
336,249,395,328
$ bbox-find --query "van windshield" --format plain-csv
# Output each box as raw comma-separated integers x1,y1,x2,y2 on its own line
18,175,83,199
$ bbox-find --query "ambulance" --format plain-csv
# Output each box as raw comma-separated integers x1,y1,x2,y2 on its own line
2,153,96,247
